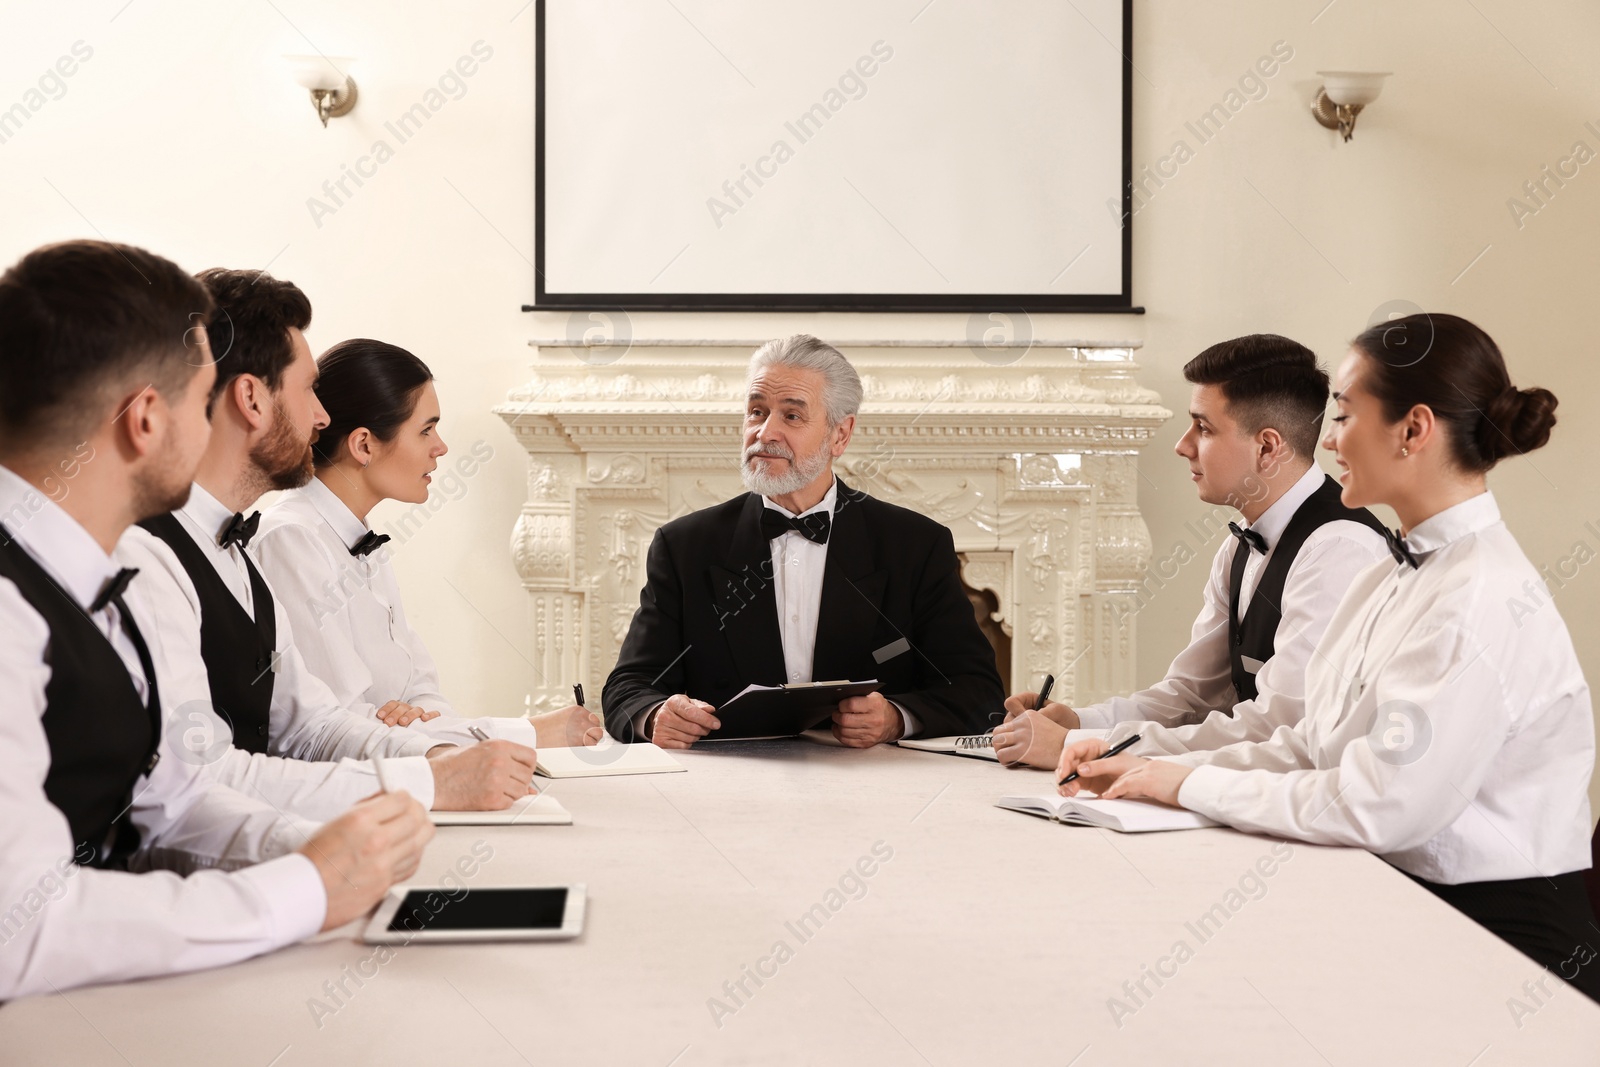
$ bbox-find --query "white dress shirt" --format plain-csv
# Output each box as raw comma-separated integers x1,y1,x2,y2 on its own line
1169,491,1594,884
0,467,325,1000
252,477,537,749
631,480,919,738
115,483,441,809
1082,465,1388,758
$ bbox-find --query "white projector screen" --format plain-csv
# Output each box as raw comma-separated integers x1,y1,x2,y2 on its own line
534,0,1133,312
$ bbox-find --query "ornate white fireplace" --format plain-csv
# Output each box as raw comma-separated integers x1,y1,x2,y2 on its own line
493,338,1170,714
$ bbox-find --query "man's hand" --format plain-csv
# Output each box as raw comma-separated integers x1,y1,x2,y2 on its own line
832,693,903,748
425,739,538,810
651,694,720,749
301,790,434,932
374,699,439,727
991,708,1068,768
529,704,605,748
1002,692,1080,730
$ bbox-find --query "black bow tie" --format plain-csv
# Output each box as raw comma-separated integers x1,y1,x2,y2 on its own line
1227,521,1267,555
91,567,139,614
1383,527,1419,569
760,508,831,545
350,530,391,557
218,511,260,550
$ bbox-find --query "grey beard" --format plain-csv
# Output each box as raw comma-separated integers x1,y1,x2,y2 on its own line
740,441,831,498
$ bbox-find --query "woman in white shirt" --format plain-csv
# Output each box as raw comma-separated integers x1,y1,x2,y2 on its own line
1058,313,1598,999
254,338,602,751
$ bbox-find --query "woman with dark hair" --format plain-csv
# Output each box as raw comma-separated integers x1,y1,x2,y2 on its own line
255,339,603,751
1055,314,1598,998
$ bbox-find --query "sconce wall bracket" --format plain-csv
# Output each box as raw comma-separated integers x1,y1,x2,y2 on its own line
310,77,358,127
1311,89,1364,141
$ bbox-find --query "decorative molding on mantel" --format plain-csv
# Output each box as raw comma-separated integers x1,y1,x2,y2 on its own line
528,338,1143,350
493,339,1171,714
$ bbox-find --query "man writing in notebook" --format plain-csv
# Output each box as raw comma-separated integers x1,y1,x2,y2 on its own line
991,335,1387,767
603,334,1004,748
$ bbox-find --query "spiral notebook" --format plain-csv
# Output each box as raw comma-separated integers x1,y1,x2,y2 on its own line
895,734,1000,761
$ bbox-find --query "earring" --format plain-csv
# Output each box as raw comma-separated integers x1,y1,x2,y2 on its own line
1401,446,1409,457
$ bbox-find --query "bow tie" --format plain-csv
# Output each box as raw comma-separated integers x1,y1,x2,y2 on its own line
91,567,139,613
350,530,391,557
1383,527,1419,569
1227,521,1267,555
760,508,831,545
218,511,260,550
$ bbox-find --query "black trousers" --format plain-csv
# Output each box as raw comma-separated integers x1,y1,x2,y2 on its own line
1407,869,1600,1002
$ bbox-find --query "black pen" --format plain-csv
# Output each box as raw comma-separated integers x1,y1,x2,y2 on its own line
573,683,585,707
1058,733,1141,787
1035,673,1055,711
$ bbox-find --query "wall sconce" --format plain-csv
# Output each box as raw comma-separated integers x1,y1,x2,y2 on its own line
285,55,358,127
1312,71,1390,142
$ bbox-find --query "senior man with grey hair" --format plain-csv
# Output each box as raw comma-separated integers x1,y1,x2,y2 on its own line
603,334,1005,748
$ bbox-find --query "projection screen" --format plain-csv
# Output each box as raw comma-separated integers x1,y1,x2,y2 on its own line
534,0,1133,312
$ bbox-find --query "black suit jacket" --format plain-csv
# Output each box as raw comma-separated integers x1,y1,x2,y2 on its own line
602,479,1005,741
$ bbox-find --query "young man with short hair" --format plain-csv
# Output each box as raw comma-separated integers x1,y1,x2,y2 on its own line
993,334,1388,768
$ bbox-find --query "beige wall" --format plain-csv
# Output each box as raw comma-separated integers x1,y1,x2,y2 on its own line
4,1,1598,808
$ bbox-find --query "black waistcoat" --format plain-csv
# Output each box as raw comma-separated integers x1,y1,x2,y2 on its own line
1228,476,1386,703
138,513,277,754
0,525,161,868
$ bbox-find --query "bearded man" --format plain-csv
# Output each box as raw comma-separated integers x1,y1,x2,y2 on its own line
602,334,1004,749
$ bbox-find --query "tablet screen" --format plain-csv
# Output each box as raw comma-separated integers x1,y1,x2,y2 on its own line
387,887,569,932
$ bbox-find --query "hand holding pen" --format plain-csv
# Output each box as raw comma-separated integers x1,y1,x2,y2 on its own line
1058,733,1141,789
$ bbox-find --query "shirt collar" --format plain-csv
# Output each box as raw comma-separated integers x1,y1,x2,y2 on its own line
761,477,838,520
0,464,121,611
1243,464,1325,549
300,474,370,549
1402,491,1500,558
179,482,245,548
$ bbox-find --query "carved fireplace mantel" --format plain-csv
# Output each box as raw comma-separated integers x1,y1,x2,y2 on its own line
493,338,1171,714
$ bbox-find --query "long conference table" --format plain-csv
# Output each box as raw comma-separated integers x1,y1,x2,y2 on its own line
3,738,1598,1065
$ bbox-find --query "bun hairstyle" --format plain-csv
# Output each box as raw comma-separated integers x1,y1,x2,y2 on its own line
311,339,434,468
1350,313,1557,472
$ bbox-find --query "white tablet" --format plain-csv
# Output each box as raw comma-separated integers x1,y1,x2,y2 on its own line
362,884,586,944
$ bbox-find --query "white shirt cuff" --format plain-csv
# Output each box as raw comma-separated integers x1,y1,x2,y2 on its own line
383,755,436,809
234,852,327,944
1174,762,1231,815
393,731,440,758
1073,704,1114,730
632,701,665,742
890,701,920,740
477,717,541,748
264,816,322,860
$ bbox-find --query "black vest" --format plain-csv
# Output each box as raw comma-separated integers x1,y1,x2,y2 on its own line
1228,476,1386,703
138,513,277,754
0,525,161,868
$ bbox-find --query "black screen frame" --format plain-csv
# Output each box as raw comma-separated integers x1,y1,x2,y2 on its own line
529,0,1139,314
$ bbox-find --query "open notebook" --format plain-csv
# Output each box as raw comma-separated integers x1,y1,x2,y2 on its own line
997,794,1218,833
430,792,572,826
535,741,685,779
